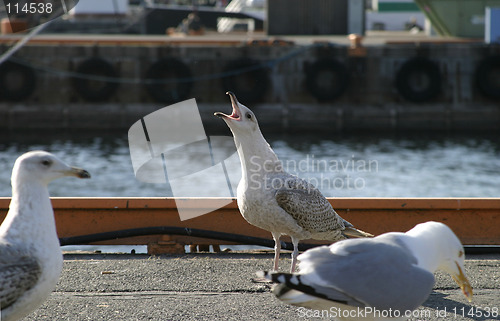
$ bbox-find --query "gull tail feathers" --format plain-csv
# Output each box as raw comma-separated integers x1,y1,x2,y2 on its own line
256,271,321,305
256,271,351,309
342,226,374,238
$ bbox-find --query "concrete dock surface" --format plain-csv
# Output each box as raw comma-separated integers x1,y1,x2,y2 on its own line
22,251,500,321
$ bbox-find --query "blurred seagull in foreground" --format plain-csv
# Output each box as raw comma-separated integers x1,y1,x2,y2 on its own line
259,221,473,320
0,151,90,321
215,92,372,273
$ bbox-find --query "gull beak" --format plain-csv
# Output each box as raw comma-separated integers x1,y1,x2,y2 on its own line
68,167,91,179
214,91,241,121
451,262,473,302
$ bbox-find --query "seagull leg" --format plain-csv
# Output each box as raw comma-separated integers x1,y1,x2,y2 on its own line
290,237,299,273
252,232,281,284
272,232,281,271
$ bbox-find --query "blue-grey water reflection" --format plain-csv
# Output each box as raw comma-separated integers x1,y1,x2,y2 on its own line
0,131,499,198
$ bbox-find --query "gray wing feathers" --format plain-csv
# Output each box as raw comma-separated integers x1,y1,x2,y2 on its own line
302,236,435,312
274,176,345,233
0,255,41,310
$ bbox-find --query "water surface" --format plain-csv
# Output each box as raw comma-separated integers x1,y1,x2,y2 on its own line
1,131,498,198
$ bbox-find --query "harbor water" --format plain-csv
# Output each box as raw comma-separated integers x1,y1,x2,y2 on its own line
1,131,499,198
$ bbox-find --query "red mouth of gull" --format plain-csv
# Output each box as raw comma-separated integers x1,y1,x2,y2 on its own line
227,106,240,120
214,91,241,121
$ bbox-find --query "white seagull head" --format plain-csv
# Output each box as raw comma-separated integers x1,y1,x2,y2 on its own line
408,221,473,301
214,91,259,135
12,151,91,186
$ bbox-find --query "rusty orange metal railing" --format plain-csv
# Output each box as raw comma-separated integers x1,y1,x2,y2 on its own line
0,198,499,254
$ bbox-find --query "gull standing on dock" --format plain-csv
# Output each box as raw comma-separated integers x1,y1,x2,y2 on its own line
0,151,91,321
215,92,372,272
258,221,473,320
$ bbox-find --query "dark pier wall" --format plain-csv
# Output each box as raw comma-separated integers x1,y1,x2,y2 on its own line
0,40,499,132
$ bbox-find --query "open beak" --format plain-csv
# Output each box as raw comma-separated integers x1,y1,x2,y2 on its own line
68,167,91,179
214,91,241,121
451,262,473,302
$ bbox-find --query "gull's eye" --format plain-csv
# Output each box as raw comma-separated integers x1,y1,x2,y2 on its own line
41,159,52,167
246,113,252,119
458,250,464,258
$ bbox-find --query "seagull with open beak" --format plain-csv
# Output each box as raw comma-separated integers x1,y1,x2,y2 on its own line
215,92,373,273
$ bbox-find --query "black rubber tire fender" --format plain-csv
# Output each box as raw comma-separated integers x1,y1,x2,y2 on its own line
0,61,36,102
395,57,441,103
72,57,119,102
221,58,270,103
144,58,193,104
305,58,350,102
475,55,500,100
